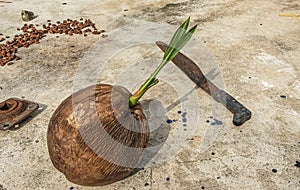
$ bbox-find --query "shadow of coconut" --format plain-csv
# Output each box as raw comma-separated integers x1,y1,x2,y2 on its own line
128,88,198,177
128,98,170,176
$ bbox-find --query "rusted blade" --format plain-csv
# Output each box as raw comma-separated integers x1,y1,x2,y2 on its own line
155,41,219,95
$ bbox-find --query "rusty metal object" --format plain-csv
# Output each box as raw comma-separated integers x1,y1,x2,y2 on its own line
0,98,39,130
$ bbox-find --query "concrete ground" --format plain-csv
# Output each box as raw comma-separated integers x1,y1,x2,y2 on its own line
0,0,299,189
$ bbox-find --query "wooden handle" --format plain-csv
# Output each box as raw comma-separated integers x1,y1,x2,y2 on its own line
213,90,252,126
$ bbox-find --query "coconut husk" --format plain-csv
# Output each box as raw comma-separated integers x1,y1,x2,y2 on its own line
47,84,150,186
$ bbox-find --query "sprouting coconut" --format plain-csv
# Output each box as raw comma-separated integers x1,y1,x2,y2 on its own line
47,17,197,186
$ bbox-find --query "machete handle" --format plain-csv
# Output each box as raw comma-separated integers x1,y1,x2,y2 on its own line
213,90,251,126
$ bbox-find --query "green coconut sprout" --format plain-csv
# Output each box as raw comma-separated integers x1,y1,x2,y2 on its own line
129,17,197,107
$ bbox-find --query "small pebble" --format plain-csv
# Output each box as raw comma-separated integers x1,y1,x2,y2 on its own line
206,120,210,123
166,177,170,181
35,140,39,143
183,124,187,127
272,169,277,173
211,152,215,155
62,2,67,5
201,186,205,189
69,187,74,190
280,95,286,99
177,110,182,114
181,112,187,118
144,182,149,186
182,118,187,123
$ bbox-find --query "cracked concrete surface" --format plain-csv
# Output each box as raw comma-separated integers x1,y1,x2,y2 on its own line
0,0,300,189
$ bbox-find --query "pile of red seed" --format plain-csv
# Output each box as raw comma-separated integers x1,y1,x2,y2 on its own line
0,18,105,66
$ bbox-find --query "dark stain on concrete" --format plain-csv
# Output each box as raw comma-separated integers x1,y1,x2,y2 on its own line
132,0,248,26
132,1,193,25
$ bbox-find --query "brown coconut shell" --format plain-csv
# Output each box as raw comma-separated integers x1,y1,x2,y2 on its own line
47,84,150,186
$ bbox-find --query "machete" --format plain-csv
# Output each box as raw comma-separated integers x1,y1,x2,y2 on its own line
156,41,251,126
